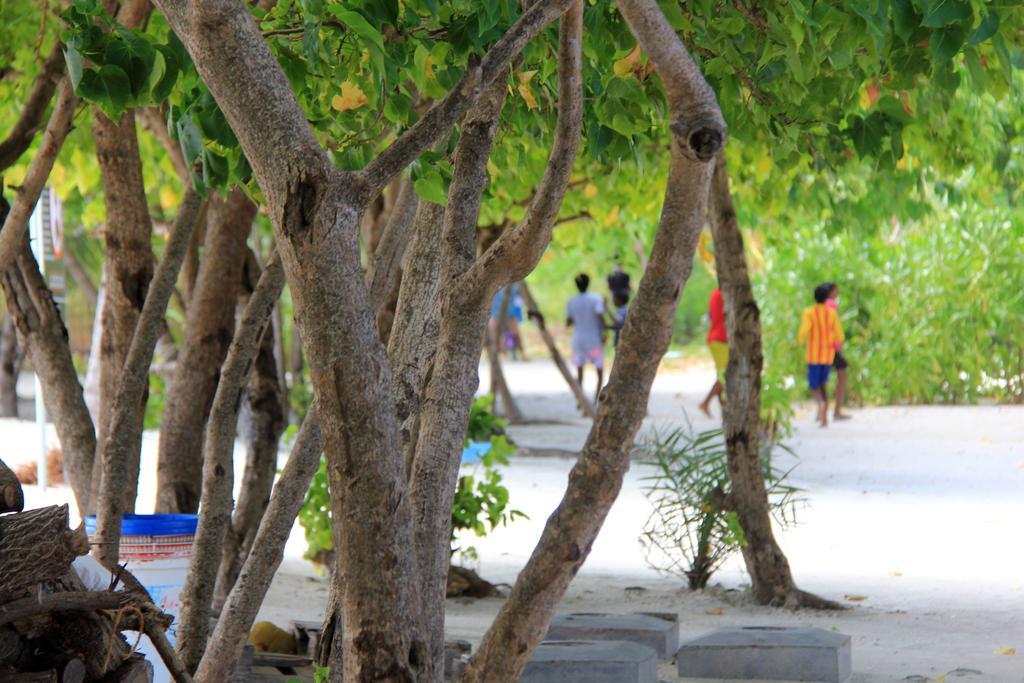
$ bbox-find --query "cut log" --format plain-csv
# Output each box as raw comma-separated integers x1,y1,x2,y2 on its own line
0,457,24,514
0,506,86,600
98,654,153,683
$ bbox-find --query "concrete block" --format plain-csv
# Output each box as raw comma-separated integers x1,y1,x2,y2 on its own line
519,640,658,683
677,626,852,683
544,612,680,659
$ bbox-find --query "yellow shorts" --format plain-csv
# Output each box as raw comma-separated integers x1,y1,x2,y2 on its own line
709,341,729,382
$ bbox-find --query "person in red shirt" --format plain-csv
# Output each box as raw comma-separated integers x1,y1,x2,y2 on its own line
699,287,728,418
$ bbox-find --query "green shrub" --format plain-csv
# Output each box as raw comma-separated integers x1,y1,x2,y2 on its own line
298,396,524,568
639,425,801,589
757,204,1024,405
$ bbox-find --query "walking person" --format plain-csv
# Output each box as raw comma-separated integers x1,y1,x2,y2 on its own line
699,286,728,418
567,273,606,405
798,283,845,427
823,282,851,420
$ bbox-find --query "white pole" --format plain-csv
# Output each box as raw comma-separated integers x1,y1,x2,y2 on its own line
30,191,49,490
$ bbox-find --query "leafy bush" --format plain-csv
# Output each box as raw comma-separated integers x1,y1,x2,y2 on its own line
639,425,801,590
451,397,524,557
298,396,524,568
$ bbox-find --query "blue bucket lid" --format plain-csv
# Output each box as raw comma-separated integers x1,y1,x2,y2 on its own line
83,514,199,537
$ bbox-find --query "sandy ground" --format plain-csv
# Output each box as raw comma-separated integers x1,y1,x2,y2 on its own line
5,358,1024,681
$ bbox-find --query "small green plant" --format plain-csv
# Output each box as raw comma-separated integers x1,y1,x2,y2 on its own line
639,424,801,590
298,396,524,569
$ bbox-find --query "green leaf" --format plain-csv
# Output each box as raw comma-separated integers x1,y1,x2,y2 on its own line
414,171,448,205
329,7,387,72
920,0,971,28
64,45,84,90
967,11,999,47
78,64,132,121
106,28,157,98
151,45,180,103
929,24,969,63
891,0,920,41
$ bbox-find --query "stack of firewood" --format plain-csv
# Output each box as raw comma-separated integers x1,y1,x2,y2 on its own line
0,457,177,682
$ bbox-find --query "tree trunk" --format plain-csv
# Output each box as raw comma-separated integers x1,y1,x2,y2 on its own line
175,252,284,672
156,188,255,514
193,413,321,683
1,242,97,513
708,156,840,610
153,0,576,677
0,314,22,418
91,110,155,514
213,316,286,611
92,188,203,569
460,0,725,678
518,280,595,418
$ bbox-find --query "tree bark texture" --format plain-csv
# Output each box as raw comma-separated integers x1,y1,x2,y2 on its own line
214,249,288,602
214,304,287,609
0,313,22,419
0,505,87,601
0,457,23,514
175,252,285,673
92,110,154,514
387,201,445,475
93,188,203,568
157,188,256,514
518,280,595,418
708,156,839,609
459,1,725,678
0,79,78,273
1,242,97,513
193,412,321,683
152,0,575,678
410,8,583,676
0,42,66,172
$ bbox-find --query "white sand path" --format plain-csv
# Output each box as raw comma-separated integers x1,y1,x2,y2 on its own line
5,358,1023,681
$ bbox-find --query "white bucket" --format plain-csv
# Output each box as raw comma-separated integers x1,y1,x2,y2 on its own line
86,514,197,683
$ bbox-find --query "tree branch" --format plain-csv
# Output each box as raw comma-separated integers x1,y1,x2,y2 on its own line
0,79,79,273
459,0,720,678
0,42,66,172
193,410,322,683
365,178,417,313
618,0,726,161
176,250,285,673
355,0,576,199
463,0,584,291
0,591,125,627
92,187,203,568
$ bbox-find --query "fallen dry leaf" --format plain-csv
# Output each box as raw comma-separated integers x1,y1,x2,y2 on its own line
888,571,903,577
844,594,868,602
704,608,724,616
994,647,1016,655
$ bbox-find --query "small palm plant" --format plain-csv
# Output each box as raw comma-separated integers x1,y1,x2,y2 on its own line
639,425,802,589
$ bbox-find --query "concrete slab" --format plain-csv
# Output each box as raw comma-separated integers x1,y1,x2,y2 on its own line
544,612,680,659
677,626,852,683
519,640,658,683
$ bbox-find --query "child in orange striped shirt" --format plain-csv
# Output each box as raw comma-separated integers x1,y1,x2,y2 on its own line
798,284,845,427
